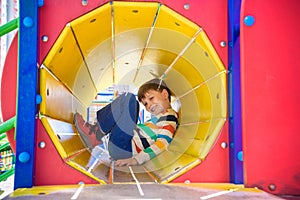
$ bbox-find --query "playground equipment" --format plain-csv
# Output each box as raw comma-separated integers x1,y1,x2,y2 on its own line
0,0,299,199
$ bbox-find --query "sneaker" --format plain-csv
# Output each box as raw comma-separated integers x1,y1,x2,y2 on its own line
74,113,104,149
94,146,111,166
87,146,111,171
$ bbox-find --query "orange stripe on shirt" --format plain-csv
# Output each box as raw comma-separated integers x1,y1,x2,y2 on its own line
162,124,175,134
155,140,165,149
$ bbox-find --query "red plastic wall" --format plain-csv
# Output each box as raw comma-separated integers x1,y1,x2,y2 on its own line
240,0,300,195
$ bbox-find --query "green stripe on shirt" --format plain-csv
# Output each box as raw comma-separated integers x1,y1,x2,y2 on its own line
144,147,156,159
137,124,157,140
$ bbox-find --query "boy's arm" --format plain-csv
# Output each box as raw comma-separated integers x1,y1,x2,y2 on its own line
133,114,178,165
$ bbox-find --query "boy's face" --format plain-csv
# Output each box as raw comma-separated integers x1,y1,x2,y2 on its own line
140,89,170,115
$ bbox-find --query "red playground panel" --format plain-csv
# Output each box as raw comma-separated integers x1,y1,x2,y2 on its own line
240,0,300,195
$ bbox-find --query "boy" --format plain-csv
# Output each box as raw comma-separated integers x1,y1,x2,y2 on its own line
74,78,178,166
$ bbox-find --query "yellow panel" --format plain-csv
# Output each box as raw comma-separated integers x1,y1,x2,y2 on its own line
114,49,144,84
140,5,199,59
169,123,221,158
70,3,112,57
41,117,88,159
178,91,205,123
10,185,84,197
144,151,200,183
42,26,97,107
174,123,208,140
144,151,181,172
158,158,200,183
43,26,82,87
72,62,98,106
90,163,111,183
155,5,199,37
183,35,220,79
67,150,92,169
207,73,227,118
49,120,86,156
169,136,203,156
171,57,205,88
114,29,150,64
147,28,196,57
40,68,86,122
67,150,109,184
67,160,107,184
70,3,113,91
113,2,160,67
134,49,205,96
114,1,159,33
196,31,226,71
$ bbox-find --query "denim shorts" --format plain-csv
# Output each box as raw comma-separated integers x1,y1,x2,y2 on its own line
97,93,139,160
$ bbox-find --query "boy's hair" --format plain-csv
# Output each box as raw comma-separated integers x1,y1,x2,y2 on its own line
137,78,172,102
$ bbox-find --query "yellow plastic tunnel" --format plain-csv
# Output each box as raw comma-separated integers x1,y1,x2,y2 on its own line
40,1,227,183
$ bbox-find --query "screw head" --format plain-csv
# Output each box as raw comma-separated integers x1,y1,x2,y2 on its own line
184,180,191,184
39,141,46,148
220,41,226,47
82,0,88,6
268,184,276,191
221,142,228,149
183,3,190,10
41,35,48,42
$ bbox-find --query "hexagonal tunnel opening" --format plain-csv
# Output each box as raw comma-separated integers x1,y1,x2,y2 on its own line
40,1,227,184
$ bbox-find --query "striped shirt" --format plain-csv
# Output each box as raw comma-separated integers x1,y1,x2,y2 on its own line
132,108,178,164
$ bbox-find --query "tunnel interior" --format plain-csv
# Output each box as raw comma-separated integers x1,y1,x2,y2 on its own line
39,1,227,183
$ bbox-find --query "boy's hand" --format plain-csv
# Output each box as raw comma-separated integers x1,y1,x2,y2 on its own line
114,157,138,166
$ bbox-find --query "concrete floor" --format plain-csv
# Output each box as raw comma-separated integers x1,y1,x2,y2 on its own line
2,183,291,200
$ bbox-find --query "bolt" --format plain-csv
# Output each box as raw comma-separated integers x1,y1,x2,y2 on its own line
39,141,46,149
268,184,276,191
183,3,190,10
41,35,48,42
220,41,226,47
82,0,88,6
221,142,228,149
184,180,191,184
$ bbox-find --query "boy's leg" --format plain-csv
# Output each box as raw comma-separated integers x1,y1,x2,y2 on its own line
107,93,139,160
75,92,139,152
96,92,134,133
